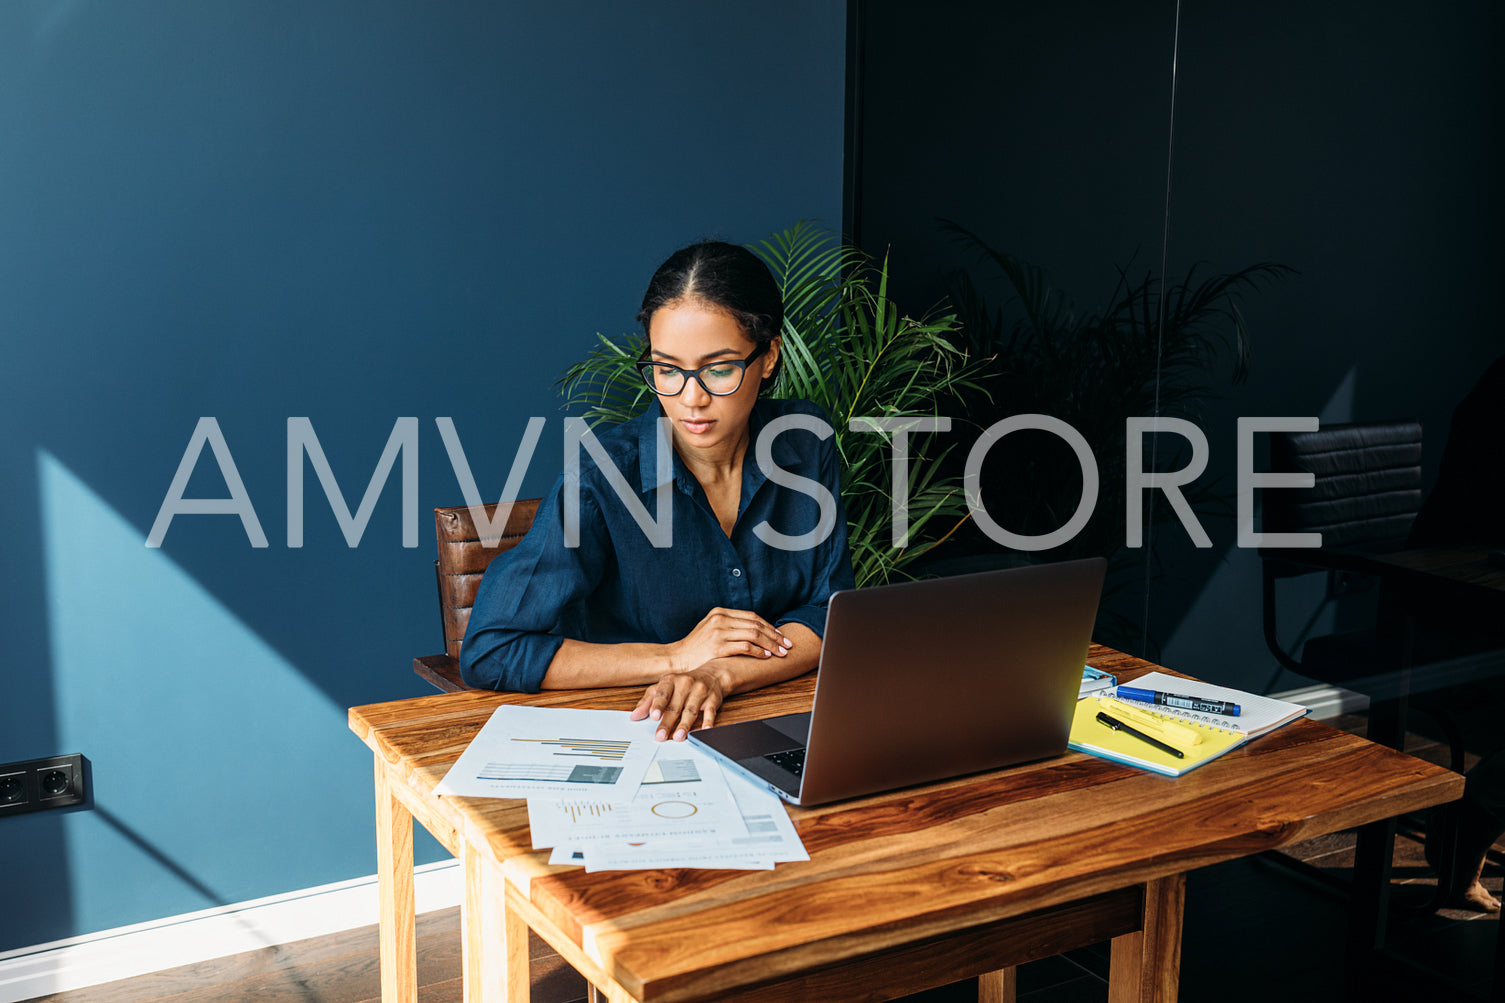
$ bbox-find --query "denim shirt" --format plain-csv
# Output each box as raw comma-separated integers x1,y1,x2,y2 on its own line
459,397,856,692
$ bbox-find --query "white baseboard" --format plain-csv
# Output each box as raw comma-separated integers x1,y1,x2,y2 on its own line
0,858,462,1003
1269,683,1370,721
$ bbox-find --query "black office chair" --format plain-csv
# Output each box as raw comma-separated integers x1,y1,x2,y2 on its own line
1258,419,1467,770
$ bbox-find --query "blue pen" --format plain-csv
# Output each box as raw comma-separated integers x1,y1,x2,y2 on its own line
1116,686,1241,717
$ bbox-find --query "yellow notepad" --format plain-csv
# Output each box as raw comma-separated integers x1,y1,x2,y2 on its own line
1068,696,1247,777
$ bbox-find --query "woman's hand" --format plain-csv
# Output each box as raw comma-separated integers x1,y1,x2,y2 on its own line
631,667,729,741
667,607,793,674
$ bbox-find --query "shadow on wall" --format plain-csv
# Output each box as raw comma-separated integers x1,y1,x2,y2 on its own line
3,451,380,947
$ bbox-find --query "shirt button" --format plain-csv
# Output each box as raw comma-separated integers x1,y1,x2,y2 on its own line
731,568,742,577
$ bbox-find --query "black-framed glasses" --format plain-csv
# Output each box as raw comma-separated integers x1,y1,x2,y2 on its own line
639,343,769,397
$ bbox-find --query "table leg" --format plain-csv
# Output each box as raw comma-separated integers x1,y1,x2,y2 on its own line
1342,605,1414,994
1107,874,1184,1003
466,851,529,1002
977,967,1017,1002
1495,893,1505,1001
1346,817,1397,973
463,845,483,1002
375,755,417,1003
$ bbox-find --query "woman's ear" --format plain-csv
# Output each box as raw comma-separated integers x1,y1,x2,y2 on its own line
762,336,782,377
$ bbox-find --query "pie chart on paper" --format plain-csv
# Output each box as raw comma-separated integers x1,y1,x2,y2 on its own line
650,801,698,819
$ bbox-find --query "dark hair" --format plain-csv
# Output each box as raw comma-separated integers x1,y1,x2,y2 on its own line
637,240,784,391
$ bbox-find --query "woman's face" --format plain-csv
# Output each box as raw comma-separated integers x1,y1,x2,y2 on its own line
647,299,779,457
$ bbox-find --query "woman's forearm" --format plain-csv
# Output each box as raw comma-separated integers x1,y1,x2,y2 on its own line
539,638,676,690
541,621,820,694
714,621,821,696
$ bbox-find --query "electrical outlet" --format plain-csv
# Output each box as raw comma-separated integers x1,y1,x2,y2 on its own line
0,754,86,817
0,771,24,807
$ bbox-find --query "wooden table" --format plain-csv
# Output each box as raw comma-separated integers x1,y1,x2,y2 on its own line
1373,545,1505,600
350,645,1462,1003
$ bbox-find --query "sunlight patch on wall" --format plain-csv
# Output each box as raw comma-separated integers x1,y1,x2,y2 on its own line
39,449,354,931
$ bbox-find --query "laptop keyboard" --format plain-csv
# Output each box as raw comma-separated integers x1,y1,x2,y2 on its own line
764,749,806,777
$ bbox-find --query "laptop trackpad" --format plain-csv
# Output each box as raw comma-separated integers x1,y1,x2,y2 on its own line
699,713,810,759
765,712,812,745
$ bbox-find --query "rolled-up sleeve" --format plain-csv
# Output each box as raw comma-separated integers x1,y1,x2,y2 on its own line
459,482,607,692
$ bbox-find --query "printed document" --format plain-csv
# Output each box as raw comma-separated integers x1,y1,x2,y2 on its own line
542,758,809,872
528,741,747,851
436,706,657,799
719,764,810,863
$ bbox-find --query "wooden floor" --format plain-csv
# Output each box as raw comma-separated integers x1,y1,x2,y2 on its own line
24,712,1502,1003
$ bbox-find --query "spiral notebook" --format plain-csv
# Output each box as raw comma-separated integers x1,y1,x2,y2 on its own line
1107,672,1308,738
1068,696,1248,777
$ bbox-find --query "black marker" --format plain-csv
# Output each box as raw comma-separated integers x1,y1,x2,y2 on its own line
1096,711,1184,759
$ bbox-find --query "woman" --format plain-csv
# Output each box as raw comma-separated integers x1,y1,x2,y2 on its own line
460,240,855,741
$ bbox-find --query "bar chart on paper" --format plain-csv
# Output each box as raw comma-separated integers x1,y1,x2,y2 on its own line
477,762,623,783
476,737,633,784
559,802,616,824
436,706,658,798
511,737,632,760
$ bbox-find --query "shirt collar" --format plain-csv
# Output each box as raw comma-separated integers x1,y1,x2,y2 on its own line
635,400,682,495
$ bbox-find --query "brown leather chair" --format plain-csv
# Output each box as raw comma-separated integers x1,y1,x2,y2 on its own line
412,499,541,692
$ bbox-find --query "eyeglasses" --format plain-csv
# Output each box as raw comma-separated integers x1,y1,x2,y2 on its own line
639,343,769,397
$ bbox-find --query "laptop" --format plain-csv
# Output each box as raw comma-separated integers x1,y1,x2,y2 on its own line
688,556,1106,806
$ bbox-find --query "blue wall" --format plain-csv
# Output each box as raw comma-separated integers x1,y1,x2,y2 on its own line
0,0,844,949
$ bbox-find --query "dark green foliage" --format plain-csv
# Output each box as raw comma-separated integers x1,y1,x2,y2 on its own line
941,221,1291,649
